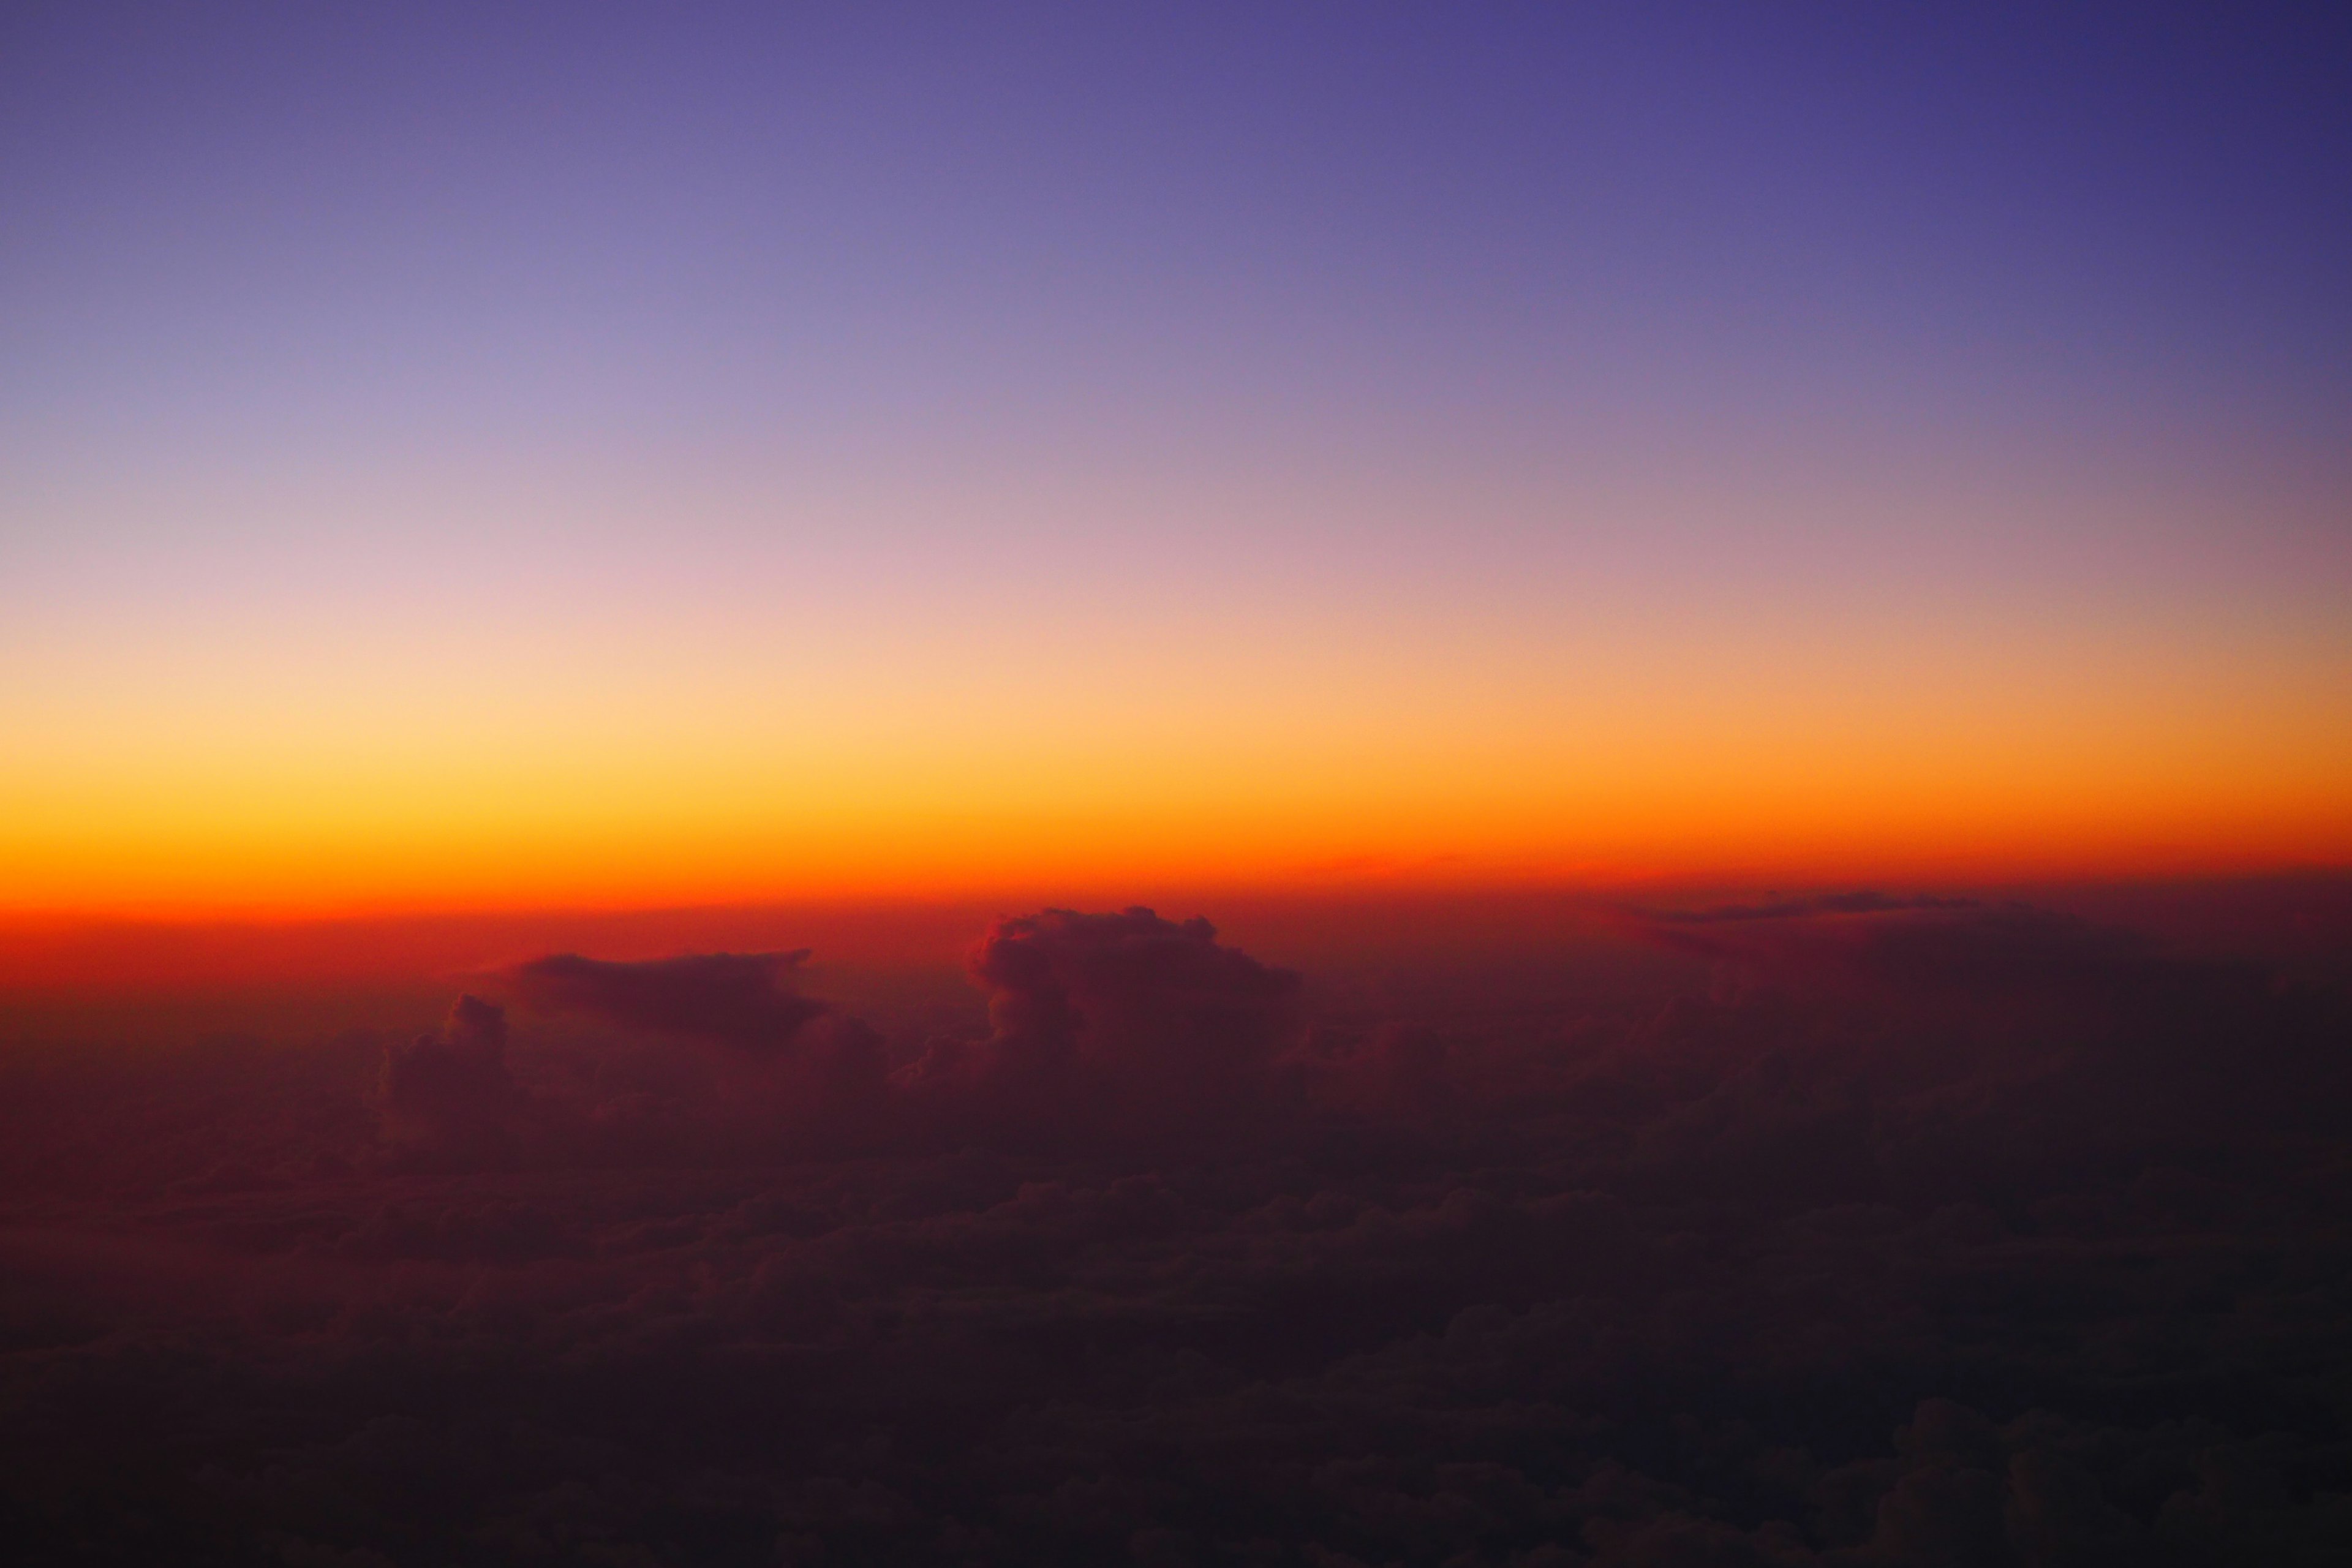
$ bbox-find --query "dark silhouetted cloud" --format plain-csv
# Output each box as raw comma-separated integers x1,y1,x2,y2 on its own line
379,994,521,1165
969,906,1300,1076
505,949,832,1050
1645,891,1983,924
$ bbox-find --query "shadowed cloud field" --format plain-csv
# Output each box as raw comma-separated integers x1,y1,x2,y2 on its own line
3,892,2348,1565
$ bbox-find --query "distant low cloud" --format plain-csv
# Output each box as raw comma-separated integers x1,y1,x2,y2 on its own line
504,950,831,1052
1643,890,1981,924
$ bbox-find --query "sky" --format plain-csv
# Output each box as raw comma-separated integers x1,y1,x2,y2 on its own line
4,1,2350,914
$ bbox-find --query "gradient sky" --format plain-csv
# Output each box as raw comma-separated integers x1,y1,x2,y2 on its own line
4,2,2349,913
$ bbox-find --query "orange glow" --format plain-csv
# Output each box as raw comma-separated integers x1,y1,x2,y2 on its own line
7,483,2348,918
6,669,2346,918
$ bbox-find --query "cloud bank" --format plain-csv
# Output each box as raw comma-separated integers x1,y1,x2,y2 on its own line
2,899,2346,1564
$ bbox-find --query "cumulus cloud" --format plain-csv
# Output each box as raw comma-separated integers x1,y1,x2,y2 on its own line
967,906,1300,1077
890,908,1306,1146
379,994,521,1164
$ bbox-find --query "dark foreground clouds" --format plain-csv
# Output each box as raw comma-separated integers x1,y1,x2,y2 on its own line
2,902,2348,1565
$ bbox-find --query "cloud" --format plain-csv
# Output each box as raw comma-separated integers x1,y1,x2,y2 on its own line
1629,896,2207,1011
969,907,1301,1076
1643,891,1983,924
378,995,521,1164
4,898,2350,1562
502,950,832,1052
891,908,1307,1147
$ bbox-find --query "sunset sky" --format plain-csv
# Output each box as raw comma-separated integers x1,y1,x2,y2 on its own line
5,2,2348,913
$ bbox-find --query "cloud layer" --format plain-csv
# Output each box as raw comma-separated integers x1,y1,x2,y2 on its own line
2,900,2347,1564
